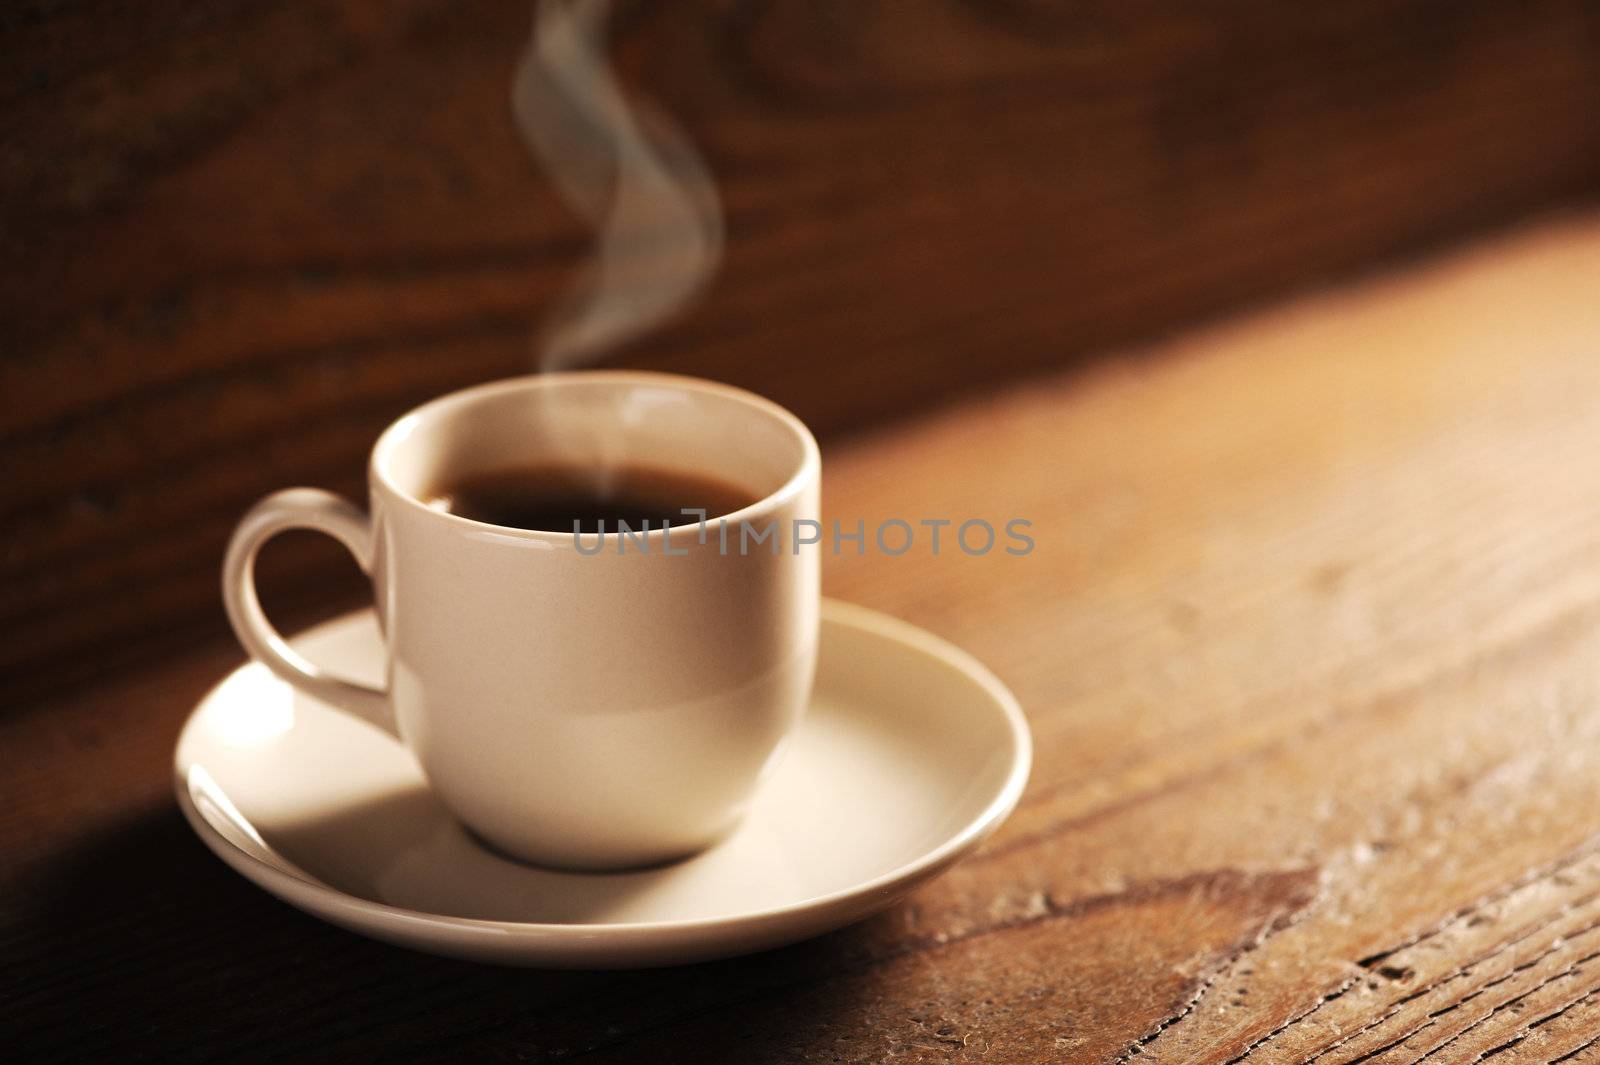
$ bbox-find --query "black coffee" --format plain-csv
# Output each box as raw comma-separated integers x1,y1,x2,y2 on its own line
426,462,758,533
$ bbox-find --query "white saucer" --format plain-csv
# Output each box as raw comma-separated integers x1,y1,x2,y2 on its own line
174,599,1031,968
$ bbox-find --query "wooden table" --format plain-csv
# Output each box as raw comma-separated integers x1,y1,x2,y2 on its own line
9,215,1600,1062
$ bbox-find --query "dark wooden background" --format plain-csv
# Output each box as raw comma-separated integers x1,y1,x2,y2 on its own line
4,0,1600,704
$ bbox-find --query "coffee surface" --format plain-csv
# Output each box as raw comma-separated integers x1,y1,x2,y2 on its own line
425,462,758,533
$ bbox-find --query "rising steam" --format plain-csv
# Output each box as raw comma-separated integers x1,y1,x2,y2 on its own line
512,0,723,370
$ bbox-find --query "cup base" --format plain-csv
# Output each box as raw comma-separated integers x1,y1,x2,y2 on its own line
463,814,744,874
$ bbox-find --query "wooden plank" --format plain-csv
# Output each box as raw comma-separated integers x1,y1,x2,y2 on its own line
9,214,1600,1061
4,0,1600,700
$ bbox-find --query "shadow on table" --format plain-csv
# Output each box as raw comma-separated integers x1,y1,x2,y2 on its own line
13,803,888,1064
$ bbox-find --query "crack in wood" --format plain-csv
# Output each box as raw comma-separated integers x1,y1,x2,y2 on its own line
1529,986,1600,1031
1550,1030,1600,1064
1341,1023,1437,1065
1413,954,1600,1064
1115,872,1323,1064
1297,899,1600,1061
1145,835,1600,1064
1218,977,1361,1065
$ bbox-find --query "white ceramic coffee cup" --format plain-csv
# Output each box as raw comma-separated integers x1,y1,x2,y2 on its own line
223,372,821,870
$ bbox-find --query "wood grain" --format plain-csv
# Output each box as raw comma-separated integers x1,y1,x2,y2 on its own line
4,0,1600,701
10,213,1600,1062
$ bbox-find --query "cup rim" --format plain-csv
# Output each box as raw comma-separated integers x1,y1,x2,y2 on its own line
368,371,820,543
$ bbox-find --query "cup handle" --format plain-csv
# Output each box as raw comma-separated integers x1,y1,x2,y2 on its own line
222,488,397,738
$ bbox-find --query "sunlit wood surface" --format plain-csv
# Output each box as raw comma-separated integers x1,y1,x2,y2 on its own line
9,216,1600,1062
